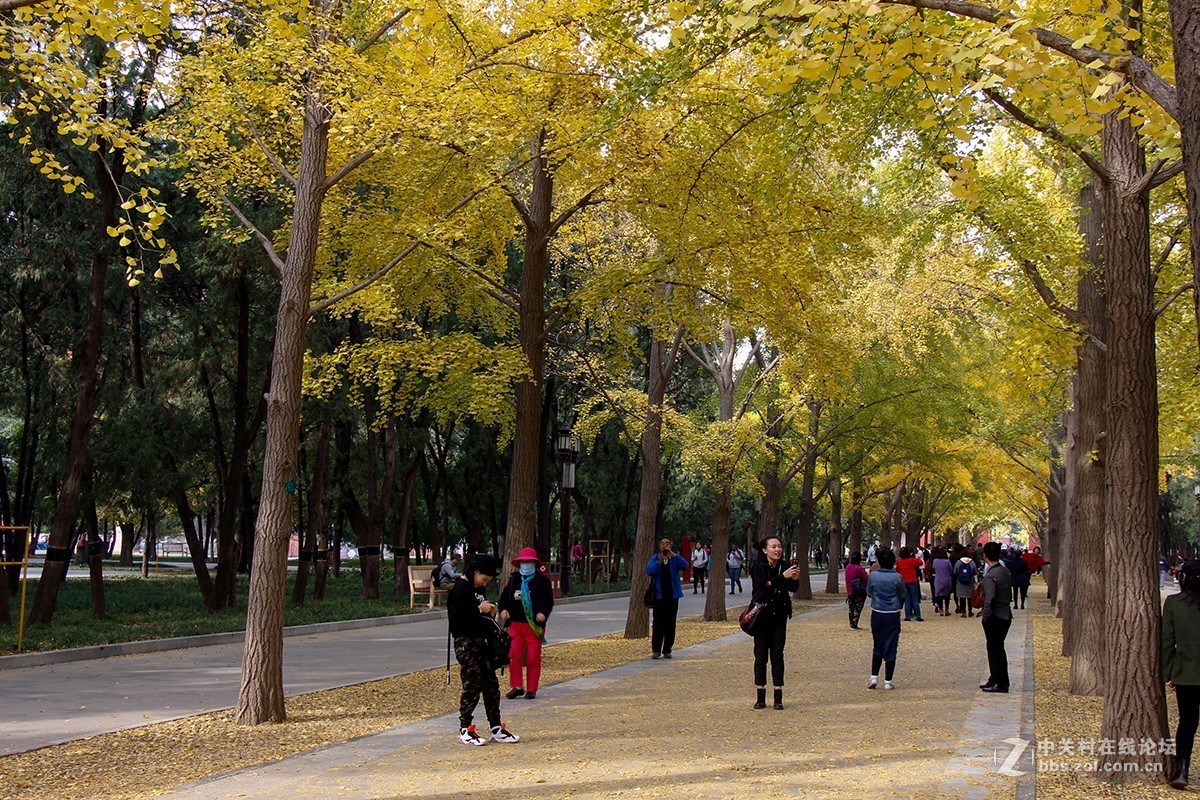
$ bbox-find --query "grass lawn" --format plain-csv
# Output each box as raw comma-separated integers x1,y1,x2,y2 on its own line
0,562,634,655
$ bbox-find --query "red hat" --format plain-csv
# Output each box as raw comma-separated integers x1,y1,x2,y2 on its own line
511,547,543,567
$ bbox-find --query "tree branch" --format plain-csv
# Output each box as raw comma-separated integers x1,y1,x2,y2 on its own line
245,116,297,187
356,7,411,54
839,0,1178,120
543,185,607,241
982,88,1109,179
215,192,285,275
1152,218,1189,280
0,0,47,10
504,187,533,229
1154,283,1194,320
308,241,420,317
1146,160,1185,192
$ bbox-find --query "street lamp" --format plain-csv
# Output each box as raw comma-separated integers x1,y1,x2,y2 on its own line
556,427,581,594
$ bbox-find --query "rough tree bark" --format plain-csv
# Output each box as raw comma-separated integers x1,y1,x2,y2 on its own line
1065,182,1108,696
624,326,683,638
825,478,843,594
235,88,330,726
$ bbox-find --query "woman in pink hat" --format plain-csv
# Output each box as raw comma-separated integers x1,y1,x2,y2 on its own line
498,547,555,699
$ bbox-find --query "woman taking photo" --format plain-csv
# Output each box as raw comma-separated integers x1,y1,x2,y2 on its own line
1162,559,1200,788
750,536,801,709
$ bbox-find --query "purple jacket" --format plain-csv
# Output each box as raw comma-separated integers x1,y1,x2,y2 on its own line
933,558,953,597
845,564,869,595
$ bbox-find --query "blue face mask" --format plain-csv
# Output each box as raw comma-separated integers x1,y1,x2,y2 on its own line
519,563,536,577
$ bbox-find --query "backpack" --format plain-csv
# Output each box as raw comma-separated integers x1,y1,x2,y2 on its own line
956,561,974,584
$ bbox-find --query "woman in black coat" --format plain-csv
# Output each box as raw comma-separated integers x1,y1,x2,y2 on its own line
750,535,801,710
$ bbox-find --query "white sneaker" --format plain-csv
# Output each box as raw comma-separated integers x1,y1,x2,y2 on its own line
883,680,895,690
867,676,878,689
490,724,520,743
459,725,487,746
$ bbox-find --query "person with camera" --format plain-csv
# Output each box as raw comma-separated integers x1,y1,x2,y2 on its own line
750,535,801,709
499,547,554,700
447,553,520,746
866,548,904,690
979,541,1013,693
646,536,689,659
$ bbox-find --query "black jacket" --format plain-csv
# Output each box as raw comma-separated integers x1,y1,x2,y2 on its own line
498,571,554,624
750,556,800,619
447,577,493,638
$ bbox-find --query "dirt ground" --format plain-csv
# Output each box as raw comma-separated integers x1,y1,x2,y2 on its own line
157,595,1025,800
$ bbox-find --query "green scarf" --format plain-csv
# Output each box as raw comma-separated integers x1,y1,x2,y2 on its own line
520,574,546,643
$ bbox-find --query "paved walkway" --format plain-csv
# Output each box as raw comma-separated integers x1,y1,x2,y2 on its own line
160,601,1033,800
1,579,804,755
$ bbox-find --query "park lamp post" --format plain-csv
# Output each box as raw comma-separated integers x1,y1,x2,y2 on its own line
556,427,581,594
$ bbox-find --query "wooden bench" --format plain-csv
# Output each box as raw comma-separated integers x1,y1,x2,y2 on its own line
408,564,448,609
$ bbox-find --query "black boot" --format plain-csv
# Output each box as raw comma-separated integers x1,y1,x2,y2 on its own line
754,688,766,709
1170,756,1189,789
773,688,783,710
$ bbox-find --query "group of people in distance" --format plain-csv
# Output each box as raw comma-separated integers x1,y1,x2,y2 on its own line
848,541,1019,694
442,534,1040,748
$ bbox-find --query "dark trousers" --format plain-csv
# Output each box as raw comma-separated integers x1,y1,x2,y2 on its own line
1011,585,1028,608
753,614,788,686
652,598,679,655
692,566,706,592
847,593,865,627
983,615,1012,689
455,636,501,729
1176,684,1200,762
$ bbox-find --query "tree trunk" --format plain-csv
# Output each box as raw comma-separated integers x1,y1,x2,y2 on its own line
293,417,329,607
825,478,843,594
208,262,260,612
236,89,329,727
392,463,417,599
27,146,119,626
502,132,552,583
1095,105,1169,779
703,486,731,620
175,481,214,603
1045,421,1066,601
1167,0,1200,360
85,495,105,619
1066,182,1108,697
624,327,681,638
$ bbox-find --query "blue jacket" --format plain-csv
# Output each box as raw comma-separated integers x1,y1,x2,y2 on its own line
645,553,689,600
867,568,906,613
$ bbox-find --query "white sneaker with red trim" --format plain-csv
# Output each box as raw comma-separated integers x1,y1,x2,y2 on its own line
490,724,520,743
458,725,487,746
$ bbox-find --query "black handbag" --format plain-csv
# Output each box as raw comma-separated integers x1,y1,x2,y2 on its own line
643,579,657,605
484,618,512,672
739,601,769,635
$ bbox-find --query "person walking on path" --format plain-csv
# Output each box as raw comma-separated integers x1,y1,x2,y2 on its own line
750,535,802,709
447,554,520,745
1004,548,1030,609
845,551,869,629
979,541,1013,694
953,550,977,618
646,537,689,659
691,541,709,594
1162,559,1200,789
931,547,953,616
727,544,745,594
499,547,554,701
896,547,925,622
1164,554,1174,590
866,548,905,690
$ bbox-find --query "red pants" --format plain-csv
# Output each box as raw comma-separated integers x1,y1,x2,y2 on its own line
508,621,544,693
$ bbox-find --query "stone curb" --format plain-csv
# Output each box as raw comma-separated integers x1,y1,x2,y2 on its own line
0,589,630,670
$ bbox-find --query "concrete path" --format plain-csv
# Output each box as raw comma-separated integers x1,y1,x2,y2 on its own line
0,579,806,756
160,601,1033,800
